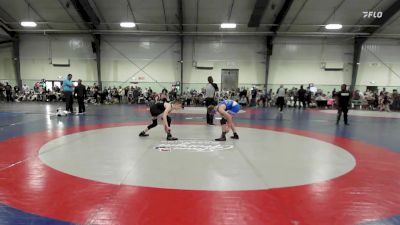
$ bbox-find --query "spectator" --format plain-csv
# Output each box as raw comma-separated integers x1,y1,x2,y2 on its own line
276,85,286,112
298,85,306,109
74,79,87,114
5,82,12,102
63,74,74,114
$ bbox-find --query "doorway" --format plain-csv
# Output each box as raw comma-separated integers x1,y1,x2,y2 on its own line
221,69,239,91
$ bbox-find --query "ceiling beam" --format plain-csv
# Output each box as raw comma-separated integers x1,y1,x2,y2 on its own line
126,0,139,30
88,0,110,30
0,5,17,23
0,19,14,38
161,0,168,31
56,0,85,29
360,0,400,37
70,0,100,29
270,0,294,33
227,0,235,22
0,40,12,45
178,0,184,31
317,0,347,32
284,0,308,31
350,0,400,90
349,0,384,33
23,0,53,29
248,0,270,27
0,6,16,37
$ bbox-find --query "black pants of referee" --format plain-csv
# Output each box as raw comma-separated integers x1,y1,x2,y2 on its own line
337,107,349,124
205,97,215,125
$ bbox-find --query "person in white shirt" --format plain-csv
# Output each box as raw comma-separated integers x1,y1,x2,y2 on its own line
205,76,218,125
276,85,286,112
22,84,30,95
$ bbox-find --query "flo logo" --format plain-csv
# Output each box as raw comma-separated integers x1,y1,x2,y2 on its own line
155,140,234,152
363,11,383,18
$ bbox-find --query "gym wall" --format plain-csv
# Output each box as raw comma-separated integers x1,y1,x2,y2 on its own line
358,39,400,87
269,37,353,86
183,36,266,86
0,44,15,84
19,34,97,82
2,34,399,90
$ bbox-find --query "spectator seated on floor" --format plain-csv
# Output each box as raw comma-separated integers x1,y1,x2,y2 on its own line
315,95,328,108
327,98,335,108
352,90,363,109
46,91,57,102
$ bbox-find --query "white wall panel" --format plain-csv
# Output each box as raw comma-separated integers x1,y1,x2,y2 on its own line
101,35,180,84
0,45,15,81
15,34,400,89
183,36,265,85
269,37,353,85
357,40,400,86
19,34,96,81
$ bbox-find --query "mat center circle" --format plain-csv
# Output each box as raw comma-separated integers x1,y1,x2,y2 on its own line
38,124,356,191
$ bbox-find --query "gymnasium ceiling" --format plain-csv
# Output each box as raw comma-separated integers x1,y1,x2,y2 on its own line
0,0,400,38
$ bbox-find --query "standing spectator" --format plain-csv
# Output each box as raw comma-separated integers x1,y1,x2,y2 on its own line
332,88,337,98
276,85,286,113
74,79,86,114
205,76,218,125
250,87,257,107
392,90,399,111
63,74,74,114
0,83,4,101
293,88,298,108
380,88,386,96
380,92,391,112
306,87,312,108
5,82,12,102
118,86,124,103
336,84,351,125
298,85,307,109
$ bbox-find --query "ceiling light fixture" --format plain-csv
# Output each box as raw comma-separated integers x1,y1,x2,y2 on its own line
220,23,236,29
325,24,343,30
120,22,136,28
21,21,37,27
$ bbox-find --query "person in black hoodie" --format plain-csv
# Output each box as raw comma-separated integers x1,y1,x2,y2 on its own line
336,84,351,125
5,82,12,102
74,79,87,113
297,85,307,109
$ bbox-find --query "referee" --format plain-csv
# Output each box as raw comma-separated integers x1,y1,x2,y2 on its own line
205,76,218,125
336,84,351,125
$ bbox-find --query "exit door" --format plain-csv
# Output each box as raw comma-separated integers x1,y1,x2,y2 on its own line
221,69,239,91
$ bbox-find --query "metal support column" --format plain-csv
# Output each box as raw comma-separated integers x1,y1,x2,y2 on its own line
180,36,184,94
265,36,273,88
12,34,22,89
351,37,365,92
94,34,102,90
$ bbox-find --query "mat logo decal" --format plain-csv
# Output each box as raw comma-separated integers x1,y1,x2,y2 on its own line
155,140,234,152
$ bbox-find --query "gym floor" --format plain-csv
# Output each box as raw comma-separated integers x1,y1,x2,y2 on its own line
0,103,399,225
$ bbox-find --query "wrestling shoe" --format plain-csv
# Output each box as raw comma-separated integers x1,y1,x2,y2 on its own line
166,135,178,141
139,131,149,137
215,136,226,141
230,133,239,139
